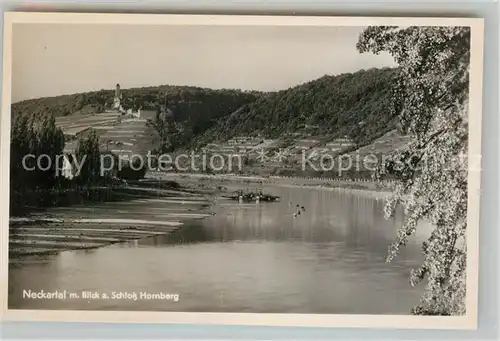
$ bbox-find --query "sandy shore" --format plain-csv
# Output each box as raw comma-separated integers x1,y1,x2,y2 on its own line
9,182,212,259
149,172,394,199
271,182,392,199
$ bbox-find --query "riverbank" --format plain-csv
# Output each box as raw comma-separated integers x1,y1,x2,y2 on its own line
272,182,392,199
9,180,212,259
147,172,394,199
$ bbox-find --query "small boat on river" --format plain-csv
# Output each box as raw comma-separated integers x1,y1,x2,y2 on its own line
223,190,280,203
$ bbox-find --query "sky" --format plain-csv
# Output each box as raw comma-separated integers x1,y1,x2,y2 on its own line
12,24,396,103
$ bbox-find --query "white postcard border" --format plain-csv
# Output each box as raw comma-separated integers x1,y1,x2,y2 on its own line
0,12,484,330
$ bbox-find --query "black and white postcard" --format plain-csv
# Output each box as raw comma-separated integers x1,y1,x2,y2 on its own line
0,13,484,329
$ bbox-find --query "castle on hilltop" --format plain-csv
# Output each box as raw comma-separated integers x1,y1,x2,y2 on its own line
112,83,172,121
113,83,123,111
113,83,141,118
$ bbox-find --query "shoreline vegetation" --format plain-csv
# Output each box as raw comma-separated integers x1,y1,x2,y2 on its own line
156,172,394,197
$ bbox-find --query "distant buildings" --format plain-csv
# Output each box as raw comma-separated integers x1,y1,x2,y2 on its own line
113,83,142,118
227,136,262,147
291,138,319,151
203,136,267,155
111,83,163,121
304,124,319,129
200,134,357,168
326,137,356,154
56,83,167,179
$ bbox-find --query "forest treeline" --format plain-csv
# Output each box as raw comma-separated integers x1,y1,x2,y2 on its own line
12,85,260,138
10,85,261,215
13,67,400,151
193,67,400,148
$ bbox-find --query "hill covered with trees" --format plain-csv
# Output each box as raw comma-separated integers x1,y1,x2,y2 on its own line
192,67,400,148
12,85,261,139
12,67,400,153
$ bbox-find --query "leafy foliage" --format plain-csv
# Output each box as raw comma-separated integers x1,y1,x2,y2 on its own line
74,129,102,185
117,158,148,181
10,112,65,192
147,108,187,154
10,112,65,214
358,26,470,315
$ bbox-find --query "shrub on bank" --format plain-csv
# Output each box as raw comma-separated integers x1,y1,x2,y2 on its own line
116,159,147,181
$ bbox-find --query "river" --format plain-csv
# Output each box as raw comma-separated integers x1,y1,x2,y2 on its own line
8,185,427,314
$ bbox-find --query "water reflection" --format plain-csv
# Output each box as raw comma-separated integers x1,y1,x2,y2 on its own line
140,187,416,261
9,186,426,314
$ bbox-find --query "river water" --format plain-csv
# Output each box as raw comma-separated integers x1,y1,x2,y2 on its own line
9,185,427,314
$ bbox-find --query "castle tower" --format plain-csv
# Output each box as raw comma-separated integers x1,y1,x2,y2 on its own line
113,83,122,109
